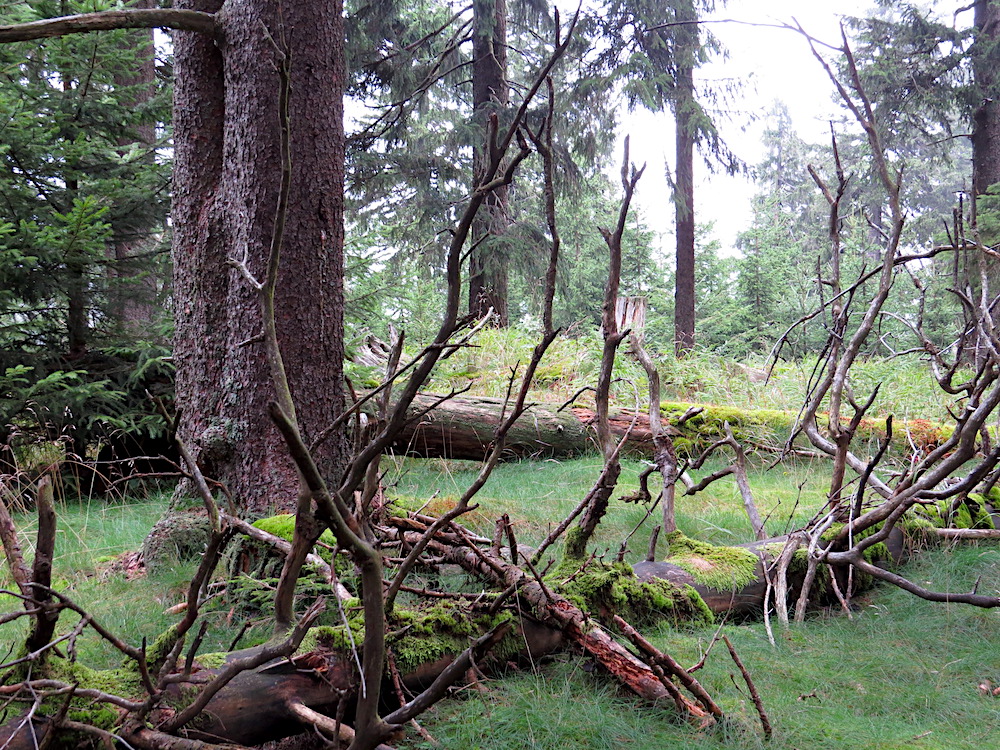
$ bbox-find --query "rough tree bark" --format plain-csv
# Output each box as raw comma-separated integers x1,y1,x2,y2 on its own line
672,1,697,356
468,0,510,325
172,0,347,514
973,0,1000,196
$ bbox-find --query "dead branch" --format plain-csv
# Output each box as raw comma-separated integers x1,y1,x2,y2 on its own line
722,635,771,739
612,615,723,719
0,9,217,43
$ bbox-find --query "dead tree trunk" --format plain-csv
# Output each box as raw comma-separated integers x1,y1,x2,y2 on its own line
374,393,667,460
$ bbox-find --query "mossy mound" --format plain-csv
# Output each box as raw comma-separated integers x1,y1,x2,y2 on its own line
663,533,760,591
226,514,358,616
556,560,713,627
662,401,791,455
142,510,213,571
301,600,520,676
252,514,338,560
910,495,995,531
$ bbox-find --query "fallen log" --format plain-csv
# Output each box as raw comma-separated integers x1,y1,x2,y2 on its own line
373,393,660,460
436,539,718,722
0,619,566,750
633,528,907,617
370,393,965,463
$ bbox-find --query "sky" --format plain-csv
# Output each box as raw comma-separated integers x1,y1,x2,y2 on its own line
622,0,965,256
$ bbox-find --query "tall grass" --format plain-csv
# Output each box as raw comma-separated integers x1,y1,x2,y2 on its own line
0,495,248,668
420,326,964,423
4,456,997,749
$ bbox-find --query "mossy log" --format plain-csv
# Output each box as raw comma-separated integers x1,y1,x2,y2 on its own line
372,392,662,460
0,621,566,750
371,393,966,462
633,528,906,617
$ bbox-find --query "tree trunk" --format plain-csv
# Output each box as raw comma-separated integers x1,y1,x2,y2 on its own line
672,3,697,356
468,0,510,326
973,0,1000,196
371,393,668,460
109,0,160,333
633,527,906,617
172,0,348,514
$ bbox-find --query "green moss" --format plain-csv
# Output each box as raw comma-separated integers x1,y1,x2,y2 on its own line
296,602,520,676
194,651,228,670
556,561,713,627
388,602,519,673
913,497,996,530
561,524,589,561
983,486,1000,506
228,516,355,615
663,533,760,591
761,543,811,574
252,514,339,559
660,401,793,455
41,660,145,731
659,400,956,460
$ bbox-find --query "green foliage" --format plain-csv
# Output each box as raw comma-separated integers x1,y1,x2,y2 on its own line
0,0,172,475
914,496,997,530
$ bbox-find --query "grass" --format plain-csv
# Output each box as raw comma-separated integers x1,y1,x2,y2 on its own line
413,544,1000,750
417,326,967,424
0,494,268,668
3,456,999,749
383,454,830,551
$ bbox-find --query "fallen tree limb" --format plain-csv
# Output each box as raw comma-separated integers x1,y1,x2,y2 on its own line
438,539,715,722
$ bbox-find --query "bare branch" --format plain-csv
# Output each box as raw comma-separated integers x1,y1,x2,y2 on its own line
0,9,216,43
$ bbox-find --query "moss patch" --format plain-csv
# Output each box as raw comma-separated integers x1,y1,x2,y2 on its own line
912,497,996,531
298,601,520,676
556,561,713,627
660,400,956,460
663,533,759,591
227,515,357,615
39,659,145,731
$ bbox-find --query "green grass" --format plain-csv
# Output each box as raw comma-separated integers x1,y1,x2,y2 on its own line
383,454,830,552
4,457,999,750
413,543,1000,750
0,494,271,668
414,326,966,424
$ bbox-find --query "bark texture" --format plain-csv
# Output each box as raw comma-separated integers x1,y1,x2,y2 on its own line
672,3,697,356
370,393,670,460
974,0,1000,196
172,0,347,514
468,0,510,325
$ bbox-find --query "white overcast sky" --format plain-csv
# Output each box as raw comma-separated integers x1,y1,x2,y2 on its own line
620,0,968,256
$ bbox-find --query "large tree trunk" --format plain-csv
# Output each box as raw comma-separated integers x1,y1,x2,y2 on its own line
468,0,510,326
973,0,1000,196
172,0,348,514
672,3,697,356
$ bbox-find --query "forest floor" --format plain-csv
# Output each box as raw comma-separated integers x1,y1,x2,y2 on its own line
2,456,998,749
